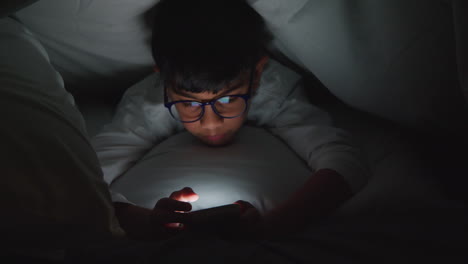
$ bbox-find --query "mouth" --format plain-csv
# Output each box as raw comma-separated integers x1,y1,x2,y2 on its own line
205,134,226,142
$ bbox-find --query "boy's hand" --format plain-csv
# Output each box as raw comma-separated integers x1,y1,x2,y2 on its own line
113,187,199,240
231,200,264,239
151,187,199,231
169,187,199,203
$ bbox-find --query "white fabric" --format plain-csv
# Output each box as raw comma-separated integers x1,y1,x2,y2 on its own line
248,0,308,27
0,17,124,247
92,59,370,205
0,17,83,131
13,0,157,93
253,0,468,132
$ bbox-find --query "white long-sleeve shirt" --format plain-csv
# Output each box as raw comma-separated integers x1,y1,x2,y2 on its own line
91,60,369,204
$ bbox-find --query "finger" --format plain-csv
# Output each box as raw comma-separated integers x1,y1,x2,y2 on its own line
155,197,192,212
170,187,200,202
170,187,199,202
169,187,195,198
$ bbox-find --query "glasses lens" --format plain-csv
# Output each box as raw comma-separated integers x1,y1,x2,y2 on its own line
214,95,247,118
170,96,247,122
172,101,203,122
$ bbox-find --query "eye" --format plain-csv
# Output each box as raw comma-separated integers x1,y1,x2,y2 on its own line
217,96,237,104
182,101,202,108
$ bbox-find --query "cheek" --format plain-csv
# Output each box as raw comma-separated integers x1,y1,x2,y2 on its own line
183,123,200,134
228,116,247,131
219,116,247,138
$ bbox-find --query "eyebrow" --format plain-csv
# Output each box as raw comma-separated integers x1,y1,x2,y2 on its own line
173,81,246,100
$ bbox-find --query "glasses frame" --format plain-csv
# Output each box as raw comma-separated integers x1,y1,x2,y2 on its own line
164,68,255,123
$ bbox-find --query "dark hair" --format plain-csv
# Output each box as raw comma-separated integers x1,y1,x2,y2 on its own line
151,0,272,94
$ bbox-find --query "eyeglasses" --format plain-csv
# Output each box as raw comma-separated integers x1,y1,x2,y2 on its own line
164,69,254,123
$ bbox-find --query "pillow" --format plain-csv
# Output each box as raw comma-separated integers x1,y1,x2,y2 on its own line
111,126,312,214
252,0,468,134
0,17,124,250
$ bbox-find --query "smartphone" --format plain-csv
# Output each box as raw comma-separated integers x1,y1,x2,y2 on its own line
187,204,241,227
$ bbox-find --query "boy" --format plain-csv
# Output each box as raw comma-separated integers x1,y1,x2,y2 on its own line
92,0,369,240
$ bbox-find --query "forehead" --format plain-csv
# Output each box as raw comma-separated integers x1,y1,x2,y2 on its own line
169,74,252,100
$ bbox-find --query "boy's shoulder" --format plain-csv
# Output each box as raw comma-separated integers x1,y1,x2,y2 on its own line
255,59,302,100
247,59,306,124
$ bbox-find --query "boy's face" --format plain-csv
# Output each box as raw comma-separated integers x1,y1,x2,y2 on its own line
168,79,249,146
167,57,269,147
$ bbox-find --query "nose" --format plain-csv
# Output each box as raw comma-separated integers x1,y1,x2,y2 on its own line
199,105,223,130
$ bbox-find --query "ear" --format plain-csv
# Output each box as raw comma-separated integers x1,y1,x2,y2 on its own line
253,56,269,90
255,56,269,76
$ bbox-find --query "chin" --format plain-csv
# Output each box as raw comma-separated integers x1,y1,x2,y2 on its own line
200,136,235,147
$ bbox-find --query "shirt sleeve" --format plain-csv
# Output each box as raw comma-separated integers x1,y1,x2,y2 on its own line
248,61,370,193
91,73,183,204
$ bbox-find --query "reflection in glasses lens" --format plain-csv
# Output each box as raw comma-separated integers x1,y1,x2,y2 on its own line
170,95,248,122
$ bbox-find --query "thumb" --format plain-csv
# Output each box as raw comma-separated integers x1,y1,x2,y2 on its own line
170,187,199,202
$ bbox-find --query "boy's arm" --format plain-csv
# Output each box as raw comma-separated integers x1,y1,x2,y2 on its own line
91,73,183,204
267,98,369,194
267,95,369,234
264,99,368,235
249,63,369,235
260,169,353,237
